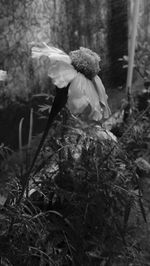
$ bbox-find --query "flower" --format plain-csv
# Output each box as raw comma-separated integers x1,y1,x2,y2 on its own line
32,43,111,122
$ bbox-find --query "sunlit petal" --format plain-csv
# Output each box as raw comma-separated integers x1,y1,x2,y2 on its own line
48,61,77,88
32,43,71,64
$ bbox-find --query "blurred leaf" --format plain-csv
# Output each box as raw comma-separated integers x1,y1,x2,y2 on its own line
38,104,51,113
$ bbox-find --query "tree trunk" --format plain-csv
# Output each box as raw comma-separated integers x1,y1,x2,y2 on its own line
108,0,128,88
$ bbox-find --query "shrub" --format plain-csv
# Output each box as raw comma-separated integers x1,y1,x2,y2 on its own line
0,109,148,266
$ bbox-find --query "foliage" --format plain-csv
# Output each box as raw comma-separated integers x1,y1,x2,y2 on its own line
0,143,12,161
135,42,150,79
0,102,149,266
120,41,150,81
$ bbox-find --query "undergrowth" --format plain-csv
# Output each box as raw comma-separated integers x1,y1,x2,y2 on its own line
0,100,150,266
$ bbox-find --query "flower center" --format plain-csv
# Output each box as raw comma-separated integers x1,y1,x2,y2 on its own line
69,47,100,80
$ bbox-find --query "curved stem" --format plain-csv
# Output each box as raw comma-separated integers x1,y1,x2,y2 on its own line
17,85,69,204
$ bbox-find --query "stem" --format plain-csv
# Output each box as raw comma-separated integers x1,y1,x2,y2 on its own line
17,85,69,204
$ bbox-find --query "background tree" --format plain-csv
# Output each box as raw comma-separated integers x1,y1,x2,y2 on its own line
108,0,128,88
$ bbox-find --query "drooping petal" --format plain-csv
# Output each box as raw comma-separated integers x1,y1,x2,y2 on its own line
84,78,103,121
32,43,71,64
93,76,111,118
67,73,103,121
48,61,77,88
67,73,90,114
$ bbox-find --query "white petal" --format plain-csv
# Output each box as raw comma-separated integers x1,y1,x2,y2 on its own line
84,78,103,121
31,43,77,88
68,73,103,121
32,43,71,64
93,76,111,118
48,61,77,88
67,73,90,114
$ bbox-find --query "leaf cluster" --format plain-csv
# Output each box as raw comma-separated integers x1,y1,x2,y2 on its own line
0,110,148,266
